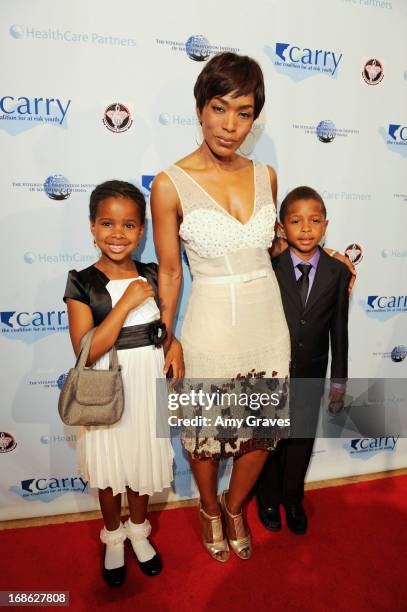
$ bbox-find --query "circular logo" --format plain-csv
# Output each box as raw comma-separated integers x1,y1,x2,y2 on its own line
316,120,336,143
43,175,72,200
24,252,36,264
185,35,210,61
0,432,17,453
391,345,407,363
345,243,363,265
159,112,171,126
57,373,68,390
363,59,384,85
103,103,133,133
381,249,389,258
40,435,50,445
10,24,24,39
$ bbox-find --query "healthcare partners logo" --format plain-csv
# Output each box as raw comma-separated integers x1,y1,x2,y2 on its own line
9,24,136,47
0,308,68,343
343,436,398,460
40,433,77,445
379,123,407,158
158,112,197,127
28,372,68,390
362,59,384,85
362,294,407,321
0,432,17,453
341,0,392,10
321,190,371,202
156,34,239,61
103,103,133,133
23,251,95,266
381,248,407,259
0,95,71,135
345,243,363,265
10,476,88,503
292,120,359,142
264,42,343,82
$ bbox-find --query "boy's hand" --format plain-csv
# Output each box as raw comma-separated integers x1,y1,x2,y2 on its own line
328,385,346,415
120,279,155,310
164,336,185,383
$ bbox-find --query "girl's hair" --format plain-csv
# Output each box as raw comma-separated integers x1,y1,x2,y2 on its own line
194,52,265,120
89,180,146,224
279,186,327,223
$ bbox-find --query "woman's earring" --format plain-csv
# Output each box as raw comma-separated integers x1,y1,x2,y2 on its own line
195,121,203,147
238,130,256,157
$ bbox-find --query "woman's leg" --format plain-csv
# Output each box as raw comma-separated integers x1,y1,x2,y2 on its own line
188,455,219,515
227,450,269,514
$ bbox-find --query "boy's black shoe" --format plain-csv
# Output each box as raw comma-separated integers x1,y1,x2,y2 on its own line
256,496,282,532
284,503,308,535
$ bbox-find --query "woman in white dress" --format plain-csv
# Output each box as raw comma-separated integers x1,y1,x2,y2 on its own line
151,53,290,563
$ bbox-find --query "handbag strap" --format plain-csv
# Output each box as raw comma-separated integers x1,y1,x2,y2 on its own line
76,328,120,372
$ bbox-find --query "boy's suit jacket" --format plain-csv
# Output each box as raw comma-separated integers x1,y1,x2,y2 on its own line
272,246,351,381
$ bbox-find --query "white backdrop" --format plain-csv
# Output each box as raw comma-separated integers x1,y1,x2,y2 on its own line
1,0,406,520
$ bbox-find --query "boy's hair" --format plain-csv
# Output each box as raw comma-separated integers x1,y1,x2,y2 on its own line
89,180,146,224
279,186,326,223
194,52,265,120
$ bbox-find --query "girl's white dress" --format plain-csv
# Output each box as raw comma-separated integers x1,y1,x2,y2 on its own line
77,278,174,496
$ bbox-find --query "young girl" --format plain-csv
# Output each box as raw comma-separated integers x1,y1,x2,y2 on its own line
63,180,174,587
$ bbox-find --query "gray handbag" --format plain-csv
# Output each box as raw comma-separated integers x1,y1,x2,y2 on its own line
58,329,124,426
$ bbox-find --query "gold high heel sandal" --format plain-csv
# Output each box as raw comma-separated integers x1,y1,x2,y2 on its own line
220,490,252,560
198,502,230,563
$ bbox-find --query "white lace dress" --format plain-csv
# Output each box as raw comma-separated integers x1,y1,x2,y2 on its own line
164,161,291,458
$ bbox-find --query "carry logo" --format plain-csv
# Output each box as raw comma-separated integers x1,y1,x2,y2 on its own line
343,436,398,460
0,95,71,135
0,309,68,343
265,42,343,81
379,123,407,158
10,476,88,503
362,294,407,321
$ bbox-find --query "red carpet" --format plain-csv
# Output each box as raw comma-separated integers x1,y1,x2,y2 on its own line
1,475,406,612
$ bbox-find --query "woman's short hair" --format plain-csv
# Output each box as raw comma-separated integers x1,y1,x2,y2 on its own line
194,52,265,120
89,180,146,224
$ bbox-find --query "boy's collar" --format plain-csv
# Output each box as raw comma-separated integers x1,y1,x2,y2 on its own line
288,247,321,268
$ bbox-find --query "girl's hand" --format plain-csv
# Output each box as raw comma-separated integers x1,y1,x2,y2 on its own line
164,337,185,383
120,279,155,310
325,249,356,294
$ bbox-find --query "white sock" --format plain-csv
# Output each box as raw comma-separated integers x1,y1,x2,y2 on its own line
127,519,156,563
100,524,126,570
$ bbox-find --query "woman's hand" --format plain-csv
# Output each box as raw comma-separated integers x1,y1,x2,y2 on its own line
163,337,185,383
119,279,155,310
325,249,356,294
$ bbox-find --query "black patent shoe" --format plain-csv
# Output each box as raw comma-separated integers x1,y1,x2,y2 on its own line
137,552,162,576
258,504,282,532
102,552,127,587
284,503,308,535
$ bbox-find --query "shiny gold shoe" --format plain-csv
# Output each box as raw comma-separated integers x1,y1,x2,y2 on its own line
220,490,252,560
198,502,230,563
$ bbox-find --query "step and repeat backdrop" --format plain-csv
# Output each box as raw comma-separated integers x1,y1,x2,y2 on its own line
1,0,406,519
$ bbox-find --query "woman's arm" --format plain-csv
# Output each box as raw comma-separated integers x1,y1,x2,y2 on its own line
66,280,154,364
150,172,185,379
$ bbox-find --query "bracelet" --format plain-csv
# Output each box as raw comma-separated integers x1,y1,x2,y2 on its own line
330,250,337,257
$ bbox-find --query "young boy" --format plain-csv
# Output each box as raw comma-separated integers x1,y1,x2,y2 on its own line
256,186,351,535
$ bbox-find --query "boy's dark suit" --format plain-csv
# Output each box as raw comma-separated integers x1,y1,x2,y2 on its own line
257,246,351,514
